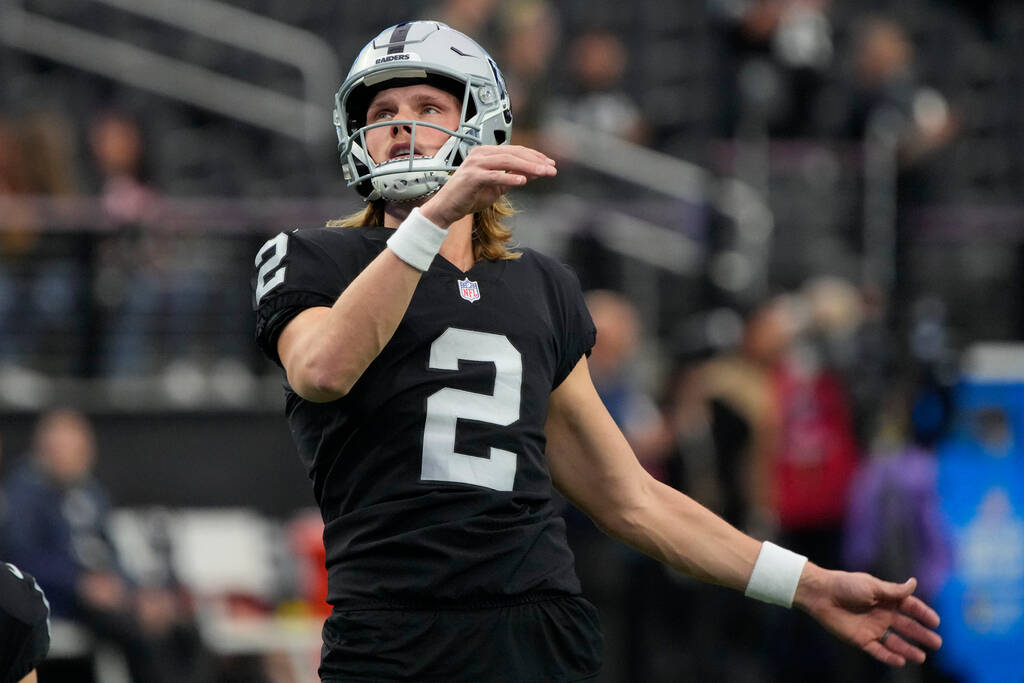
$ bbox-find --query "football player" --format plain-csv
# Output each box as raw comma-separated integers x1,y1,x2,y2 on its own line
253,21,941,681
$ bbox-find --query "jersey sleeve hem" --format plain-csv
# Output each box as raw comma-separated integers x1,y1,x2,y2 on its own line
255,290,336,366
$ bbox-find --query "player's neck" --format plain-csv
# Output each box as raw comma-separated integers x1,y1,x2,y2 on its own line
438,217,475,272
383,203,475,271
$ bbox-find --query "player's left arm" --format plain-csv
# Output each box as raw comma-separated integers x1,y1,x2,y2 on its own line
545,355,942,667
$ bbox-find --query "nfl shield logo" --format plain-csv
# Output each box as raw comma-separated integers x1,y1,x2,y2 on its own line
457,278,481,302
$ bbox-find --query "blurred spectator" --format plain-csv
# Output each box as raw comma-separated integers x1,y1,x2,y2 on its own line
711,0,835,138
497,0,560,152
547,25,653,293
769,294,860,559
844,17,959,336
87,110,220,377
547,29,648,145
843,390,953,603
801,276,864,370
1,409,121,656
422,0,502,51
843,436,954,683
585,290,671,475
0,408,214,683
800,276,904,450
88,110,158,225
844,15,959,196
0,112,86,375
668,300,790,532
845,16,958,164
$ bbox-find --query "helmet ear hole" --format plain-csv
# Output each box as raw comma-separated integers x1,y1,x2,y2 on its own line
353,162,374,197
493,130,507,145
356,179,375,197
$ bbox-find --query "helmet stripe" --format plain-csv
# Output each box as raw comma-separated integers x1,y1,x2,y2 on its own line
387,23,412,54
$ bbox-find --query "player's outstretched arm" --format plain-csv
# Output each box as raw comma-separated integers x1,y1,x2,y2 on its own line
545,356,942,667
278,145,555,403
546,356,763,589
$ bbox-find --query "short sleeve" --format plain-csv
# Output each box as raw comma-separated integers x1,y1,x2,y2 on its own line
252,228,377,366
551,263,596,389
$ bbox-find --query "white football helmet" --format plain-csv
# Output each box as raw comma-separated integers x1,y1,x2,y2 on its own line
334,21,513,203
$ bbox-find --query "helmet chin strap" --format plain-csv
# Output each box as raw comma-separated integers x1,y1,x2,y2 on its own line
366,132,462,203
369,166,449,203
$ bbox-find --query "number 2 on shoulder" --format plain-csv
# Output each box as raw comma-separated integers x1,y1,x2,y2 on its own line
255,233,288,304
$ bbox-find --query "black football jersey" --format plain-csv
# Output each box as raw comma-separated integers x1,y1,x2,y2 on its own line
0,563,50,682
253,226,596,609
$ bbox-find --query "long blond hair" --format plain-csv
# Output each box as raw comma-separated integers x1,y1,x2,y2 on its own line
327,197,521,262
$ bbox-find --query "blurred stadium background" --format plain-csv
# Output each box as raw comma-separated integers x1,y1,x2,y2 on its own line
1,0,1023,681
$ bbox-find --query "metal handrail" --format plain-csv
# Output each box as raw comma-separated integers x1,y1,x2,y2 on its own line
542,118,774,294
0,195,357,233
0,0,339,143
543,118,774,240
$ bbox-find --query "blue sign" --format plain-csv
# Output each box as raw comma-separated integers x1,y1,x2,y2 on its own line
935,380,1024,683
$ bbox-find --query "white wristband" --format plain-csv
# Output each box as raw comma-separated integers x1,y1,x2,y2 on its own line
744,541,807,608
386,207,447,271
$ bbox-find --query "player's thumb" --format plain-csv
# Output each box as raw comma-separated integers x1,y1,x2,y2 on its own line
876,576,917,601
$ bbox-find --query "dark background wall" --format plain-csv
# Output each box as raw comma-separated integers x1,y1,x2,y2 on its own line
0,410,313,518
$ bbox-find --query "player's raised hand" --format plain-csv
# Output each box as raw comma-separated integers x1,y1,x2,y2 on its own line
795,567,942,667
420,145,556,227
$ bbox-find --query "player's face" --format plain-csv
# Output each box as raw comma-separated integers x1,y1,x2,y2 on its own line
364,84,462,165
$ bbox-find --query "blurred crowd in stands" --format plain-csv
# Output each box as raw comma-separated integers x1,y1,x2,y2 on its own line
2,0,1024,681
2,0,1020,387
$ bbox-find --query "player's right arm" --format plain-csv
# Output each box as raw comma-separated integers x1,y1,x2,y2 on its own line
271,145,555,402
276,251,422,402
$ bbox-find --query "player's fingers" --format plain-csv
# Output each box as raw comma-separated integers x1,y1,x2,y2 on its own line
898,594,941,629
880,630,928,665
468,152,556,177
467,148,556,172
484,170,528,186
863,639,906,667
480,144,556,165
892,614,937,651
463,163,552,189
891,613,943,651
875,577,917,603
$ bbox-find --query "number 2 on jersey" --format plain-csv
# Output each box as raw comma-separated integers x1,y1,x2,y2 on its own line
422,328,522,491
254,233,288,304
